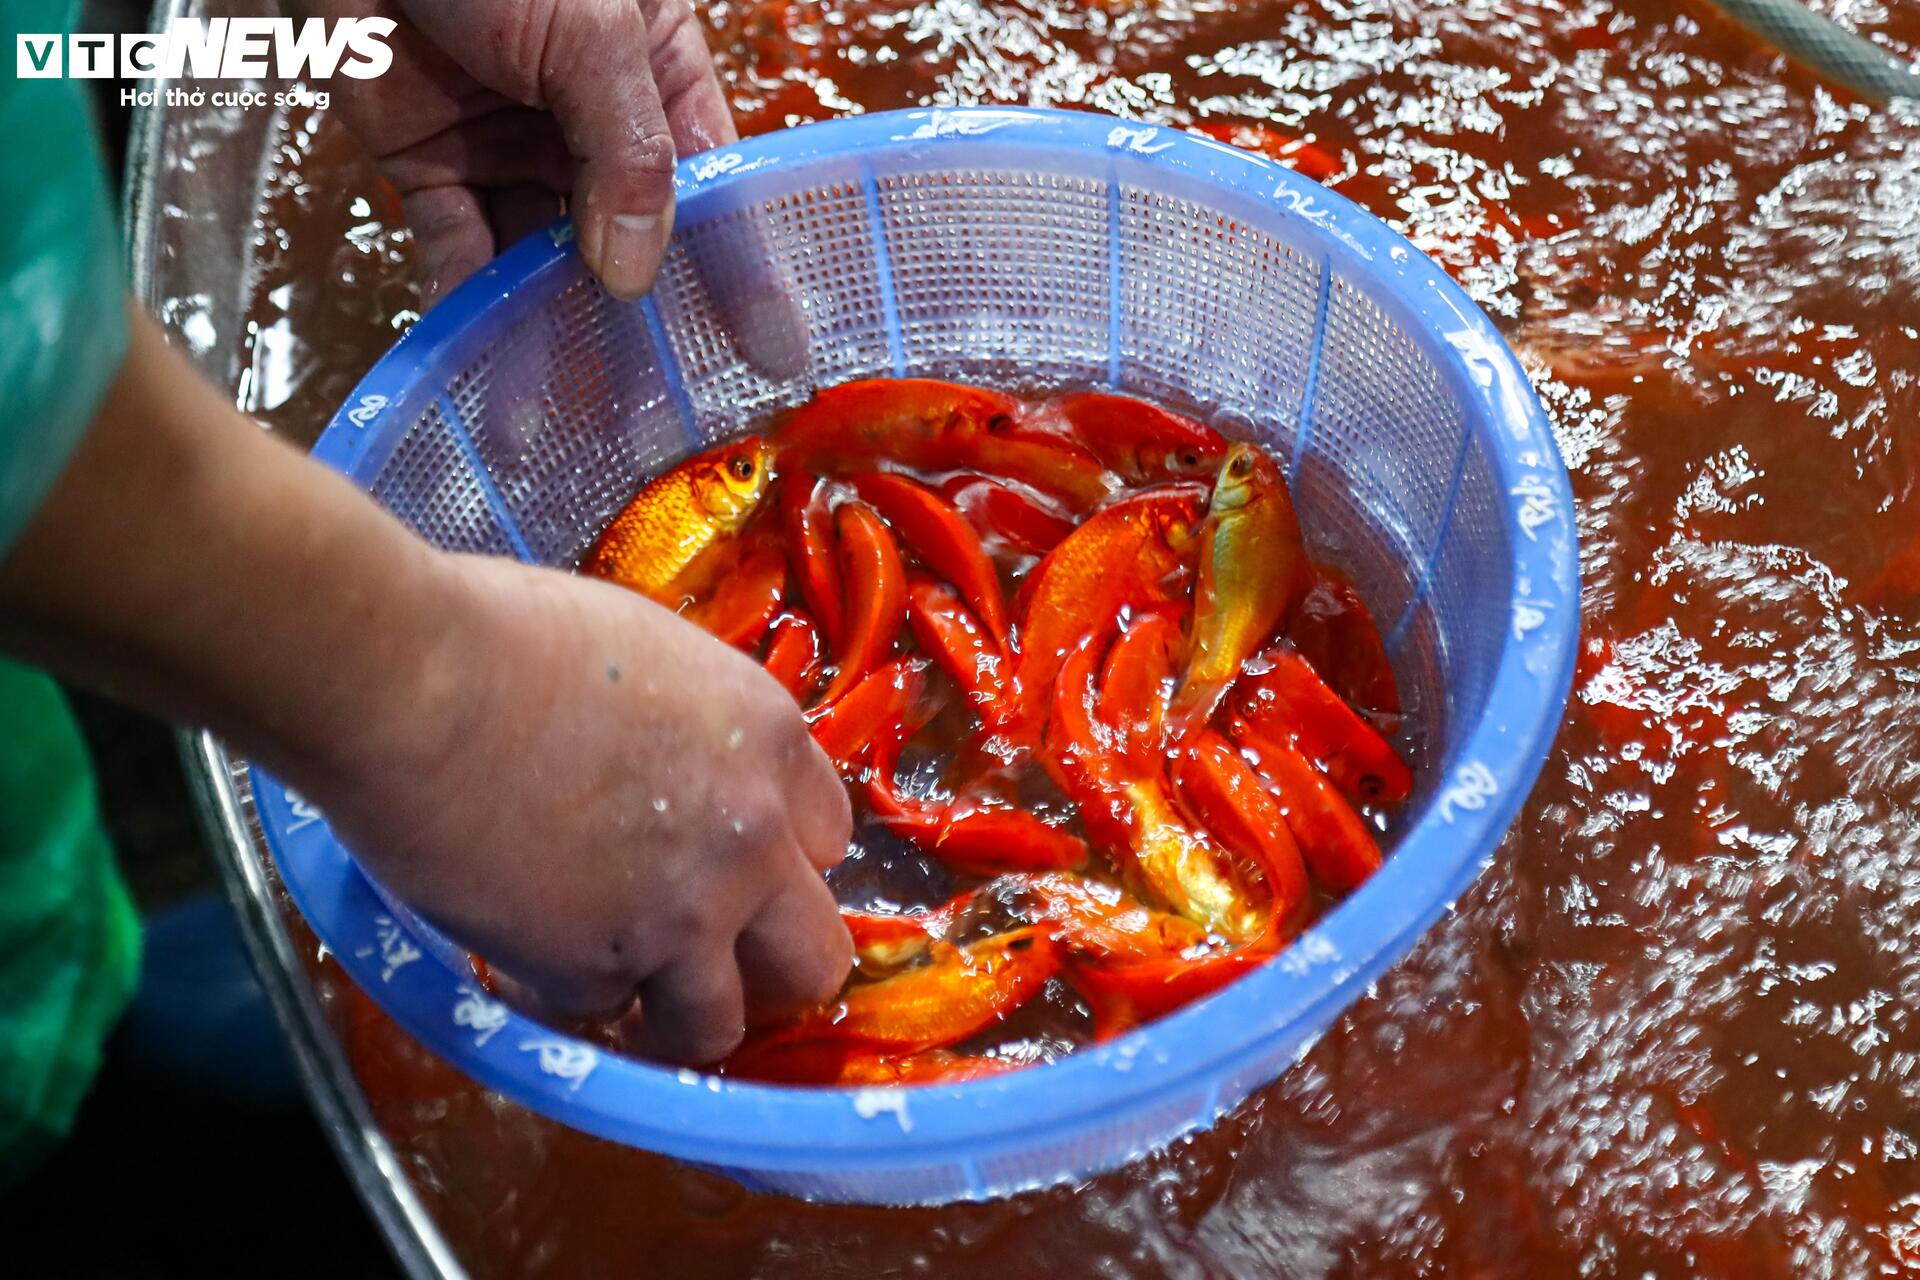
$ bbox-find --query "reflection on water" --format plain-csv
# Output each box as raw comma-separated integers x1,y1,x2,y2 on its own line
182,0,1920,1273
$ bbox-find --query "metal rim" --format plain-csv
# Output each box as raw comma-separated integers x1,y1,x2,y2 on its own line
264,106,1580,1182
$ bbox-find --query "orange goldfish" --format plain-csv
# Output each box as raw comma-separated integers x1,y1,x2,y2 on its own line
1000,487,1205,747
755,927,1058,1054
1040,392,1229,484
774,379,1118,509
582,437,777,601
1046,631,1264,942
1019,872,1210,963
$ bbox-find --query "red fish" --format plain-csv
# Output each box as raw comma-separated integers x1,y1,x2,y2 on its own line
937,474,1076,558
1229,715,1384,893
815,500,907,708
1287,569,1401,716
748,927,1060,1054
1170,730,1312,929
761,610,824,702
867,717,1088,876
1046,631,1263,942
1019,872,1209,964
684,535,786,650
774,378,1117,509
854,473,1010,647
905,575,1006,712
1233,647,1412,804
807,657,927,776
1069,935,1280,1040
1041,392,1229,484
779,472,846,650
1002,487,1205,748
1096,606,1185,768
841,890,979,974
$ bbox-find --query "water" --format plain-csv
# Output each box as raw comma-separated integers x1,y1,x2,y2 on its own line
218,0,1920,1273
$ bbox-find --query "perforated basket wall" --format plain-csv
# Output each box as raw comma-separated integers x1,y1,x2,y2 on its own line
258,108,1579,1205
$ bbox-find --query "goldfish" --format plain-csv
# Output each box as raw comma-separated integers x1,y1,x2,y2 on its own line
937,474,1076,558
854,473,1010,648
807,657,927,776
1042,392,1229,484
1168,444,1309,737
582,437,777,600
761,610,824,703
1047,630,1263,942
683,533,786,649
1170,730,1312,928
1233,646,1411,805
779,473,847,649
905,575,1006,713
752,927,1059,1054
841,890,980,975
1097,607,1185,767
814,501,908,708
774,379,1118,509
1069,934,1280,1040
1228,714,1384,893
1018,872,1210,964
1000,487,1205,748
1286,569,1401,716
867,711,1089,875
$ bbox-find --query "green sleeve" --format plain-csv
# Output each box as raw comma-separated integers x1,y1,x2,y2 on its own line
0,1,131,556
0,661,139,1191
0,2,142,1190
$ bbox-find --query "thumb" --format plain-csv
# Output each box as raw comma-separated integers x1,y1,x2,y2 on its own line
534,0,681,300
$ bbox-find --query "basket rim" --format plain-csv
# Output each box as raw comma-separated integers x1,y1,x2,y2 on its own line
270,105,1580,1191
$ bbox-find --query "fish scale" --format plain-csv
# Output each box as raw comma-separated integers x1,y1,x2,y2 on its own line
582,437,776,600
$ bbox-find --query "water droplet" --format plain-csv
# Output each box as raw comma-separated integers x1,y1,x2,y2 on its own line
652,797,670,814
726,727,746,750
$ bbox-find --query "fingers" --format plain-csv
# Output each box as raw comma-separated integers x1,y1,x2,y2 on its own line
487,185,567,254
640,0,739,154
735,866,853,1019
629,943,749,1064
534,0,680,300
402,186,497,306
488,961,636,1026
781,721,855,871
374,107,574,198
689,217,814,381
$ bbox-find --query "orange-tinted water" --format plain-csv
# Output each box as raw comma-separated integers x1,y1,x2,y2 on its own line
252,1,1920,1274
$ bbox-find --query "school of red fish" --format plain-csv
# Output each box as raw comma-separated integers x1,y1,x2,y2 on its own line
581,378,1412,1086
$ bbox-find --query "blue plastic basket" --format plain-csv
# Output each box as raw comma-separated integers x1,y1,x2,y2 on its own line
257,107,1579,1205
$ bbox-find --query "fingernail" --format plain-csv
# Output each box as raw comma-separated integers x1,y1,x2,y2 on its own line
597,206,673,301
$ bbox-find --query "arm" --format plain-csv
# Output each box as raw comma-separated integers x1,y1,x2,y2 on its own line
0,309,852,1062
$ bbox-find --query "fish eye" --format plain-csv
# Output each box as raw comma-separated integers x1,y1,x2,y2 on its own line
729,455,757,481
987,413,1013,434
1228,452,1255,479
1179,449,1202,468
1008,935,1035,952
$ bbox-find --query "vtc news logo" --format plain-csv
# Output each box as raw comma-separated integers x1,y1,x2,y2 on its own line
16,17,394,81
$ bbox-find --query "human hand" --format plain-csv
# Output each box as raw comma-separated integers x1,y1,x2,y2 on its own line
310,0,736,305
312,554,854,1064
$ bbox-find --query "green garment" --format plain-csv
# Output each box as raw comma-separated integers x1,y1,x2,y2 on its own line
0,665,139,1191
0,0,142,1190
